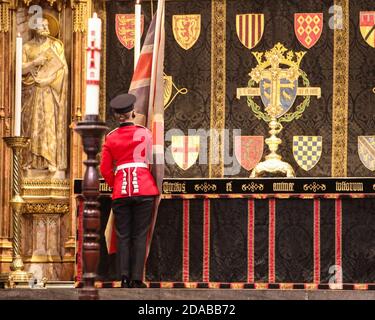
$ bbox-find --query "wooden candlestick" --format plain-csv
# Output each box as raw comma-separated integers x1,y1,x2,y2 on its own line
75,115,107,300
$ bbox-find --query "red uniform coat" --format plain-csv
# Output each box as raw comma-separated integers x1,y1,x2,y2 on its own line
100,122,159,200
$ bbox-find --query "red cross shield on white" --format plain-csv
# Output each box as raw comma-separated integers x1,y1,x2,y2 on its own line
171,135,200,170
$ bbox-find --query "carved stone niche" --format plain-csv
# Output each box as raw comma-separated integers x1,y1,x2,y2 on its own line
16,0,76,282
21,178,72,281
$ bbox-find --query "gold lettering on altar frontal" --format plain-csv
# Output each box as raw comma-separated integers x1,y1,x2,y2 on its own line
99,182,112,192
336,181,364,192
162,182,186,194
226,182,232,192
273,182,295,192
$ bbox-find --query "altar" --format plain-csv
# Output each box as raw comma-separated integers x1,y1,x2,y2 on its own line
0,0,375,292
75,178,375,288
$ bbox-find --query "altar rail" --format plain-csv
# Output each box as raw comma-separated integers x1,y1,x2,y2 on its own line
74,179,375,287
74,178,375,198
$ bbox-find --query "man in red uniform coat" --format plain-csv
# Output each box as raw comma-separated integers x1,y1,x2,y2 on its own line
100,93,159,288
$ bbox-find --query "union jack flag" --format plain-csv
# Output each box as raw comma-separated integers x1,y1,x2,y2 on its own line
106,0,165,259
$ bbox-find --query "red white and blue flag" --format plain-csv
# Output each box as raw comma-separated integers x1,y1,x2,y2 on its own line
105,0,165,259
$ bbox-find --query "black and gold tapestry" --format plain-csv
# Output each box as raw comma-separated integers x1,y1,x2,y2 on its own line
93,0,375,287
106,0,375,179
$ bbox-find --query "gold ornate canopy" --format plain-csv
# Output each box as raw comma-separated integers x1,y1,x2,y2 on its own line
21,0,69,12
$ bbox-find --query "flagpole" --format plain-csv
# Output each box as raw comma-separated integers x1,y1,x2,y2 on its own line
134,0,142,70
148,0,164,127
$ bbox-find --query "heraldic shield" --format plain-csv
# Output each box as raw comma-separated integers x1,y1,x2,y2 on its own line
293,136,322,171
115,14,144,50
294,13,323,49
360,12,375,48
358,136,375,171
236,14,264,50
171,136,200,170
260,78,298,118
172,15,201,50
234,136,264,171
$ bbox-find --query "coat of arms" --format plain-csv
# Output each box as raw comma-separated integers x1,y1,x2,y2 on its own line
358,136,375,171
237,43,321,177
360,12,375,48
171,136,200,170
293,136,322,171
115,14,144,50
236,14,264,50
294,13,323,49
234,136,264,171
172,15,201,50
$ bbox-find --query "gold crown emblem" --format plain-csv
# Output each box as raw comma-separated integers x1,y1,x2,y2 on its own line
249,43,305,84
251,42,306,76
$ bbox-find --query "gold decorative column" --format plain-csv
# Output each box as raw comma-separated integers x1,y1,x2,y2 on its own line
0,0,15,275
331,0,349,177
209,0,226,178
0,136,33,288
67,0,91,259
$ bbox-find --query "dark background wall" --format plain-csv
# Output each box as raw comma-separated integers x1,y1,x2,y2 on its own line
106,0,375,178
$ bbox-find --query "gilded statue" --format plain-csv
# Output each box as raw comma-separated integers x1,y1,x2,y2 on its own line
21,15,68,176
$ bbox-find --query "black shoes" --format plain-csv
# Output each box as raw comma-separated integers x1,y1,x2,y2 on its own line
121,276,131,288
130,280,147,288
121,277,147,288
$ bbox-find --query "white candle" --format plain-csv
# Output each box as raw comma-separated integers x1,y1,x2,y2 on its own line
85,12,102,116
14,34,22,136
134,1,142,69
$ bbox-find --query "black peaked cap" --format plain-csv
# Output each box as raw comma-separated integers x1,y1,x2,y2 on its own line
110,93,136,114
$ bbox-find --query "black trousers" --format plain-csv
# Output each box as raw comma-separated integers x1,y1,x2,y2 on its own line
112,196,154,280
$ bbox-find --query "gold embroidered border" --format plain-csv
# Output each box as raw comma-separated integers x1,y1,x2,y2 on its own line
332,0,349,177
209,0,226,178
